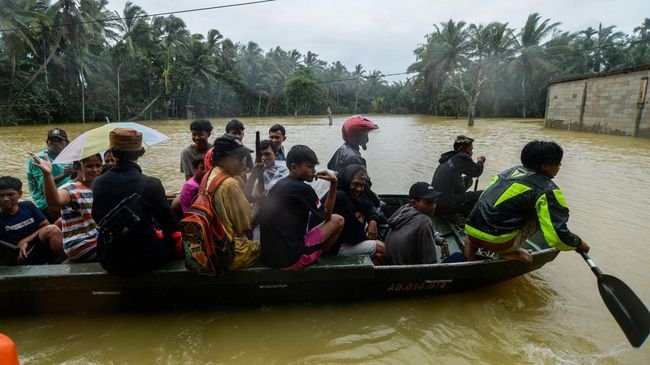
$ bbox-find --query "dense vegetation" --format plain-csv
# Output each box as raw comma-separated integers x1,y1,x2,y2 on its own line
1,1,649,125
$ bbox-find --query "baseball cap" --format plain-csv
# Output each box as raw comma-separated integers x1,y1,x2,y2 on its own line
213,134,253,156
109,128,143,151
409,182,443,200
47,128,68,142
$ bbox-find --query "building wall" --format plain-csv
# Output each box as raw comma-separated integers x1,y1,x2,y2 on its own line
545,69,650,138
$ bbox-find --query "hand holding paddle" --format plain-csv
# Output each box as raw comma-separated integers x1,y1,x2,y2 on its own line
579,250,650,347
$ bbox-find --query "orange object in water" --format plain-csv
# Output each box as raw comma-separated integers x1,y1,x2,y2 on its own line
0,333,19,365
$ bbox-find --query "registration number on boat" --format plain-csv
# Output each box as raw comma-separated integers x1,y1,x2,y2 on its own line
386,280,452,292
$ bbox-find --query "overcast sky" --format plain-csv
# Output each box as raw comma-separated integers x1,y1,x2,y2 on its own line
107,0,648,81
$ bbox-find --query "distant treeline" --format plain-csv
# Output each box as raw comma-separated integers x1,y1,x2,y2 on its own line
1,1,649,125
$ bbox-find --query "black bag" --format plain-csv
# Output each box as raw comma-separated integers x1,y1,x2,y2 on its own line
96,178,148,275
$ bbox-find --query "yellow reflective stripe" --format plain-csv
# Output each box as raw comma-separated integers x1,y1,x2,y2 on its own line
465,224,519,243
493,182,531,207
536,194,574,251
553,189,568,208
479,175,499,198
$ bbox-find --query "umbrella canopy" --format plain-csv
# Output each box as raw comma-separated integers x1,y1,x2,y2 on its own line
53,122,169,164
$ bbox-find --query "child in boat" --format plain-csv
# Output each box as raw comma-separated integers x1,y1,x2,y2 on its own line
464,140,590,262
268,124,287,161
244,139,289,200
180,119,213,181
206,135,261,270
225,119,254,174
0,176,63,265
260,145,344,270
321,164,385,264
172,157,208,215
29,152,103,262
243,139,289,240
384,182,450,265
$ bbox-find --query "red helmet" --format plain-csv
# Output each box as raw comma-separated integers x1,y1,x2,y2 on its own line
342,115,378,145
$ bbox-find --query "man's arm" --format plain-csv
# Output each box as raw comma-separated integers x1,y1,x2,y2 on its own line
28,152,71,207
315,170,338,221
17,220,48,260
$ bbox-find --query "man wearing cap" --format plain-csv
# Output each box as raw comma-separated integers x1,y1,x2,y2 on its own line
384,182,449,265
91,128,177,275
26,128,74,223
206,134,261,270
431,135,486,222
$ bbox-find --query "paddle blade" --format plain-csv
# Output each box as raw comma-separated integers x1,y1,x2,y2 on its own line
598,274,650,347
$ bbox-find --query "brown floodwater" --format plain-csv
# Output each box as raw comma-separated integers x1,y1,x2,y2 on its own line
0,116,649,364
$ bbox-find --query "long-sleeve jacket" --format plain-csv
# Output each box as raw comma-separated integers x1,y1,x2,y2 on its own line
465,166,581,251
431,150,484,195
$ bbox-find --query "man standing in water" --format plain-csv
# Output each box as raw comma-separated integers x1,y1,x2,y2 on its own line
26,128,74,223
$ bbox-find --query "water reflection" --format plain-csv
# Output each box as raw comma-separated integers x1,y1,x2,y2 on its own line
1,116,649,363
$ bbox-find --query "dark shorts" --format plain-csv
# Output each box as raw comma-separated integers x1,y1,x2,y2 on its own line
0,235,56,266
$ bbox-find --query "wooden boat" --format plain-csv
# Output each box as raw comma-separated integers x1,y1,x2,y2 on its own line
0,195,559,314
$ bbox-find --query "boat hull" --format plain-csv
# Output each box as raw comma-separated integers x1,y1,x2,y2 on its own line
0,195,560,314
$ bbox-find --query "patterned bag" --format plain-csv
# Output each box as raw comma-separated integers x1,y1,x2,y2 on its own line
180,171,234,275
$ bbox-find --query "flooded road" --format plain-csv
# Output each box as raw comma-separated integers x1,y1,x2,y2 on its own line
1,116,649,364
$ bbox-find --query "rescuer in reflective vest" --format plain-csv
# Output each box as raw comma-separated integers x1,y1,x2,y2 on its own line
464,140,590,262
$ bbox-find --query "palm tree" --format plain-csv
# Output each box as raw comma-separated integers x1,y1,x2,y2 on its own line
510,13,560,117
352,64,365,113
113,1,147,120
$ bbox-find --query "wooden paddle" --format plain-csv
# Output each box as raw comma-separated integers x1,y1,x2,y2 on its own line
579,251,650,347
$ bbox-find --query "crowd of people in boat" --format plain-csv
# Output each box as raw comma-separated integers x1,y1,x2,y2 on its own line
0,115,589,275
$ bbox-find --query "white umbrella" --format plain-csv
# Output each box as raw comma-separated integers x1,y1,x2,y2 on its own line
53,122,169,164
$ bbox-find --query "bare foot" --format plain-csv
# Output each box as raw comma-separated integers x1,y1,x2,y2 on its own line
500,249,533,263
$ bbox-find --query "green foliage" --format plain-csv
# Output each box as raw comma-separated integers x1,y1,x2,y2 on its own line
0,2,647,124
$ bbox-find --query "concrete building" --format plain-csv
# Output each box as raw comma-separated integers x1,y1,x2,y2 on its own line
545,65,650,138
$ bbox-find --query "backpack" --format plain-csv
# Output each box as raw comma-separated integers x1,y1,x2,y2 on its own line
96,178,148,275
180,171,234,276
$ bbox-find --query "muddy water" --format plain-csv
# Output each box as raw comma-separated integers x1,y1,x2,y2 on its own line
0,116,649,364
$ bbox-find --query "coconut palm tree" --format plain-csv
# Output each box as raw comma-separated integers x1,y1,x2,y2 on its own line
509,13,560,117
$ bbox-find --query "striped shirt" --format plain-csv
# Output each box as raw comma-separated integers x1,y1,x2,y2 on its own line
60,181,97,261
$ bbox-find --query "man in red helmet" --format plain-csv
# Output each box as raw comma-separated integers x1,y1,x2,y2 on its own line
327,115,384,239
327,115,378,171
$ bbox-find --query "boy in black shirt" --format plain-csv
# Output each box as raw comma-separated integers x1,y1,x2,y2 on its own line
260,145,344,270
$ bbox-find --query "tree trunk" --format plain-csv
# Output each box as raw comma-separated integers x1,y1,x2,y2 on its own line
129,91,163,121
117,63,122,122
521,71,527,118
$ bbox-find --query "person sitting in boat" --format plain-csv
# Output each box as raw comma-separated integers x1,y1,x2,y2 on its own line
431,135,486,223
171,156,208,220
321,164,385,264
244,139,289,201
28,152,103,262
464,140,590,263
207,135,261,270
180,119,213,181
327,115,384,236
261,145,344,270
102,150,116,173
268,124,288,161
91,128,178,275
243,139,289,241
384,182,450,265
26,128,75,223
225,119,254,177
0,176,64,265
